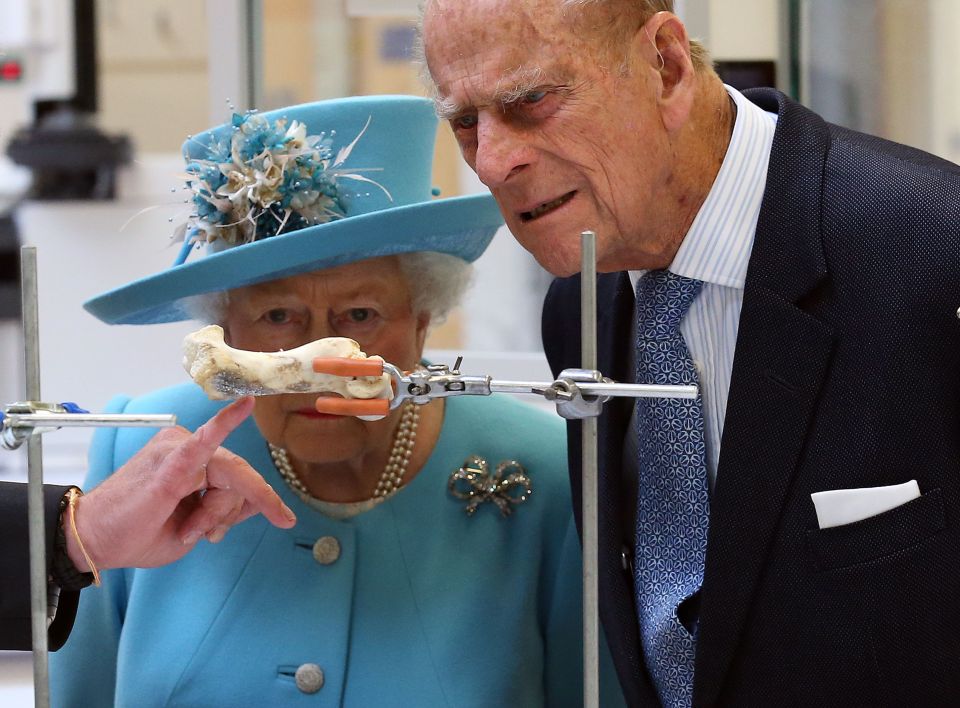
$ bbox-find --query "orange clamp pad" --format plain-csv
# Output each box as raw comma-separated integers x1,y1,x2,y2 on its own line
314,397,391,417
312,357,385,377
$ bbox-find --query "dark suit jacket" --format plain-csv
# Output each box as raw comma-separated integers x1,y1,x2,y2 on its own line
0,481,80,651
542,88,960,706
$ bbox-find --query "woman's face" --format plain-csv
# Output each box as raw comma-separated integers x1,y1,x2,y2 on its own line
222,256,429,468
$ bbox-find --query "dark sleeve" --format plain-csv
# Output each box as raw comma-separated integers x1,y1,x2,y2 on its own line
0,481,80,651
541,275,578,379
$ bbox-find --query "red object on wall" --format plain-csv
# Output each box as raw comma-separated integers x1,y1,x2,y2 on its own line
0,59,23,82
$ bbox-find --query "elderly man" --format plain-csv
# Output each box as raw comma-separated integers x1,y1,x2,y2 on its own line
1,397,296,651
422,0,960,706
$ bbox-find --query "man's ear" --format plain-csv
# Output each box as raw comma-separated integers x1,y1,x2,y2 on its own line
639,11,696,134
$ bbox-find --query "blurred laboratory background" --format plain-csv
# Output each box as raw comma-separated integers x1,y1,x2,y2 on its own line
0,0,958,700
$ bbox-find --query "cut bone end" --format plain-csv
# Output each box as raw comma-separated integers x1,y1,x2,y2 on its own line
182,325,392,406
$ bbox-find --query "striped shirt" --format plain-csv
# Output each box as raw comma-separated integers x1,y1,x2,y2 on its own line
629,86,778,487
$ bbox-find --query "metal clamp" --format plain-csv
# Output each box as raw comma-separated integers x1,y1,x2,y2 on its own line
385,358,492,408
538,368,613,420
2,401,64,450
314,356,696,418
1,400,177,451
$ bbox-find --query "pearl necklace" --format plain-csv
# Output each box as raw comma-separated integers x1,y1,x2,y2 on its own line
268,400,420,506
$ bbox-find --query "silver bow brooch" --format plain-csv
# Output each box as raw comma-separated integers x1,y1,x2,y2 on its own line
448,456,533,517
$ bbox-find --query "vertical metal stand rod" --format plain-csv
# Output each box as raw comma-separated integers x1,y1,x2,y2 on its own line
27,435,48,708
580,231,600,708
22,247,51,708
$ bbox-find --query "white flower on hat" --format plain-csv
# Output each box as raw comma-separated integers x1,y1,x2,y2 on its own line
176,112,391,251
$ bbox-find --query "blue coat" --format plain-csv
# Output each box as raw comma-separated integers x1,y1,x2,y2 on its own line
51,384,622,706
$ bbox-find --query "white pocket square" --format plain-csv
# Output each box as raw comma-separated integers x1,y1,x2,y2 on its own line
811,480,920,529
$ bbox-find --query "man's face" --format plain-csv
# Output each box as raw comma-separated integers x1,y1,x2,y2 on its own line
424,0,676,275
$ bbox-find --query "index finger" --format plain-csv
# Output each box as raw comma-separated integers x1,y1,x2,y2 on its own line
158,396,256,498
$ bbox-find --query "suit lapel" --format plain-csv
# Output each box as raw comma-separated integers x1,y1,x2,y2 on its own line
694,89,837,705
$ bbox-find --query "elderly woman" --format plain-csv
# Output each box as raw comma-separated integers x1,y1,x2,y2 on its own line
50,96,622,707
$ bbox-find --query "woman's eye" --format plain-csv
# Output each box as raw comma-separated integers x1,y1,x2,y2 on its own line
265,308,291,324
333,307,379,332
347,308,373,323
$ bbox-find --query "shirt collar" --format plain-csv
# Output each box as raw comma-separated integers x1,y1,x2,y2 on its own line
630,85,778,295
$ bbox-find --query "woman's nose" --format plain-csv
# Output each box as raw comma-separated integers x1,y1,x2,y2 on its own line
306,318,333,343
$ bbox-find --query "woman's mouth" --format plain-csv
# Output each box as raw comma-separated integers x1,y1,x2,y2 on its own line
295,408,340,419
520,191,576,222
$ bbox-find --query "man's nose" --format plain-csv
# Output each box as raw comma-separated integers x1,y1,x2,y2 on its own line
474,114,531,188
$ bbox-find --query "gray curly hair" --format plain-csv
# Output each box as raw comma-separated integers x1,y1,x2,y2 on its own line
184,252,472,331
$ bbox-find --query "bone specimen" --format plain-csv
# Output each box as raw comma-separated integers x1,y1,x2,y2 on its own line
183,325,390,401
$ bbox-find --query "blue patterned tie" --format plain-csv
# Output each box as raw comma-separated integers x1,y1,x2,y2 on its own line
633,270,709,708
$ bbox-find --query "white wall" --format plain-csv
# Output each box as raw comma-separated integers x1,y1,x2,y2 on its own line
929,0,960,164
707,0,779,60
0,652,31,708
5,156,201,487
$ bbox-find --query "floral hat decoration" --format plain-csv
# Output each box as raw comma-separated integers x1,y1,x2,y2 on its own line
84,95,503,325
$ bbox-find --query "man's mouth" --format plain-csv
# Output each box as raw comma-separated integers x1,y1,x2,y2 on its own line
520,191,575,222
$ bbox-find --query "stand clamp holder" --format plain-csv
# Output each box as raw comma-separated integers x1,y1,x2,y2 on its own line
1,400,176,451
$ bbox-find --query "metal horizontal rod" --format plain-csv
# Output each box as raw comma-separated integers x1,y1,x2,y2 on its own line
488,379,698,400
5,414,177,429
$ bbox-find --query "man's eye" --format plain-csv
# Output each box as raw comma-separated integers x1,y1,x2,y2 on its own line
348,308,372,323
524,90,548,104
265,309,290,324
453,114,478,130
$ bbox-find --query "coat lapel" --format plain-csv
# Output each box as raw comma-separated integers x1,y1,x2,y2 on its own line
693,89,836,705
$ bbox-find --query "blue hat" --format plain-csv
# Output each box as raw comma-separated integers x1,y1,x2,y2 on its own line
83,95,503,325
